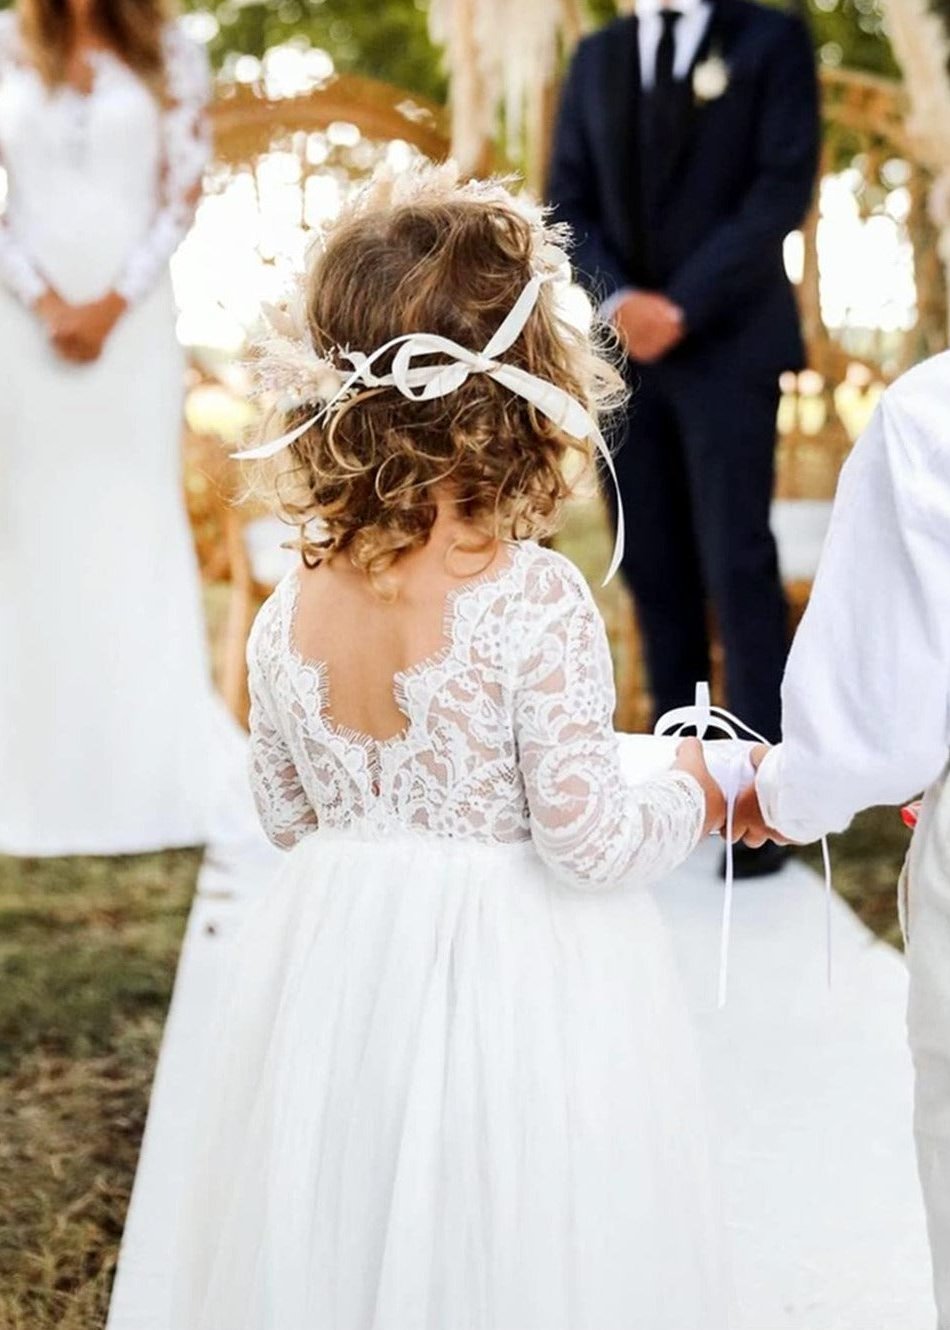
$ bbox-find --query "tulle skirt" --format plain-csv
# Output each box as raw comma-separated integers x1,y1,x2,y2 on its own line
145,827,730,1330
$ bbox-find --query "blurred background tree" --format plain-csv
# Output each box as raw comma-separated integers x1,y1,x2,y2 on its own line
191,0,897,84
193,0,448,99
0,0,902,89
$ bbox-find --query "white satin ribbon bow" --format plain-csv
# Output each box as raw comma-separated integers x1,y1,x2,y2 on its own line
233,272,625,585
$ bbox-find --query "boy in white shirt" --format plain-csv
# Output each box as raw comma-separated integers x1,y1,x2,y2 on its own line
739,351,950,1325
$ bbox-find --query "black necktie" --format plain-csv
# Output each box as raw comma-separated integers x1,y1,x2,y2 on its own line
641,8,685,224
655,8,682,97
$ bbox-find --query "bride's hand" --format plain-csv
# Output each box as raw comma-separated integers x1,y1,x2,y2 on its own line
35,289,92,364
48,291,128,364
34,289,96,365
34,287,69,335
674,737,727,836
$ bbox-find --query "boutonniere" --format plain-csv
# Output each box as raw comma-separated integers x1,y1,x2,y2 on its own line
692,51,730,105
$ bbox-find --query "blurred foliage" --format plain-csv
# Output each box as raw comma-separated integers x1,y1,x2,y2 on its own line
196,0,447,101
804,0,900,77
587,0,898,74
192,0,898,86
190,0,897,86
0,0,902,89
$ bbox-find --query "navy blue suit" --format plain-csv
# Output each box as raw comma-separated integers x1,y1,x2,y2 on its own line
548,0,820,739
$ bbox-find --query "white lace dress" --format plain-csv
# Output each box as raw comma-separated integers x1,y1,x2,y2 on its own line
142,541,731,1330
0,17,231,853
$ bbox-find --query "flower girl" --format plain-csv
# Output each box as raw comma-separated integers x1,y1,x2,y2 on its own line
116,166,732,1329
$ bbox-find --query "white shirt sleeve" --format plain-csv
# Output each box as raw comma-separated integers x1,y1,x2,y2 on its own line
756,359,950,841
598,287,634,321
114,23,212,305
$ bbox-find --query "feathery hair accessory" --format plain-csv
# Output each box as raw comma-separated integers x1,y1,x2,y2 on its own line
233,180,625,584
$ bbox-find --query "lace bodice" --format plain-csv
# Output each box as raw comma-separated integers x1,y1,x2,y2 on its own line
0,15,210,306
248,542,705,890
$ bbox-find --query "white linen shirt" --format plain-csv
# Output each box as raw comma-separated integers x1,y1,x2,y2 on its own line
756,352,950,842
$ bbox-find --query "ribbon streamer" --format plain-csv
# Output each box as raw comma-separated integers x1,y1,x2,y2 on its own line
656,683,834,1008
234,271,625,585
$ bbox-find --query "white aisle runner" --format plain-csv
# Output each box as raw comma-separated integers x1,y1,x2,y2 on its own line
656,840,933,1330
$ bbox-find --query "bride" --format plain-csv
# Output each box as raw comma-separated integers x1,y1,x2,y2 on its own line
0,0,238,855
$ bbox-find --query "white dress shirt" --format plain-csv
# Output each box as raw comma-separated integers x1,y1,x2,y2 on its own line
637,0,714,90
756,352,950,842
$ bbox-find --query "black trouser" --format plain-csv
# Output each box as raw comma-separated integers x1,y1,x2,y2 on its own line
612,358,787,742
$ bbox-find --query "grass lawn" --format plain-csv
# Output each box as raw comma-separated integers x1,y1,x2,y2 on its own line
0,850,200,1330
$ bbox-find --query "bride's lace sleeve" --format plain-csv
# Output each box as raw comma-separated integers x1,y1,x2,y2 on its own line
0,189,45,305
247,597,319,850
514,555,705,891
114,22,212,305
0,14,46,306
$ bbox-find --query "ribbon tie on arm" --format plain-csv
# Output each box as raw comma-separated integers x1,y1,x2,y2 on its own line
656,683,834,1009
233,271,625,585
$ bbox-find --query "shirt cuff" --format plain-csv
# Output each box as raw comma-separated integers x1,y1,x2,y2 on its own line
755,745,826,845
597,286,636,322
754,745,784,831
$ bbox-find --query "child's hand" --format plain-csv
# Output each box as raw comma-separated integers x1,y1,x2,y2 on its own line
730,747,794,847
674,737,726,836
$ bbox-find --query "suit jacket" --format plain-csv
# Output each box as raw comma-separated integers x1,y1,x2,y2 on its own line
547,0,820,375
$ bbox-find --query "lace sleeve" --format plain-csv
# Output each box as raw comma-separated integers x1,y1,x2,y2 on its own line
114,22,211,305
514,556,705,891
0,14,46,306
247,597,319,851
0,199,45,305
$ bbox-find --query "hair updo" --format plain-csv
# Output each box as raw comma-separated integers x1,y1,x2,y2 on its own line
253,165,625,580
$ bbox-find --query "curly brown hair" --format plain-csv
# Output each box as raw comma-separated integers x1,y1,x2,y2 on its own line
254,168,625,581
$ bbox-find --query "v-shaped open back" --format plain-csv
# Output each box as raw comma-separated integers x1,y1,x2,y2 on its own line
286,545,517,750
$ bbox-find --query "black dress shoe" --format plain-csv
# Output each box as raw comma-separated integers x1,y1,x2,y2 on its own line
719,841,791,881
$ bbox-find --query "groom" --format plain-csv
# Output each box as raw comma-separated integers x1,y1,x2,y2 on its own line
547,0,819,872
736,352,950,1325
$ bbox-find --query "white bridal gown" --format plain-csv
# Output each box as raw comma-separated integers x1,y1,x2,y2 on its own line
127,541,731,1330
0,16,242,854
